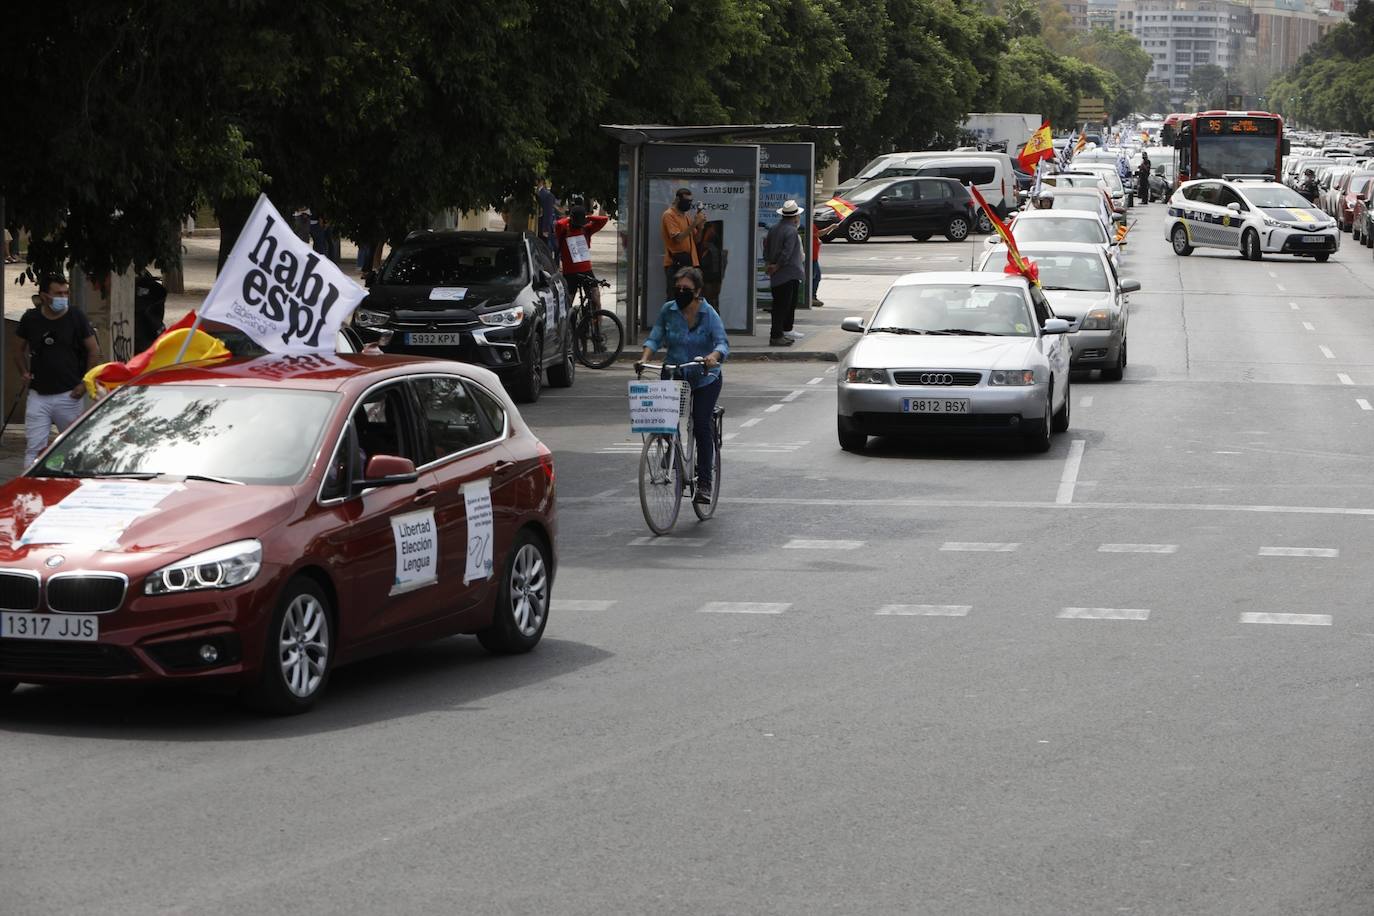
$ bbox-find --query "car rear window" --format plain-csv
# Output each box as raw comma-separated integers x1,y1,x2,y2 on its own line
382,240,527,287
1013,217,1108,245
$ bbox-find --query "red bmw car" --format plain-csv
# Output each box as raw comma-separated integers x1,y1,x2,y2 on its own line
0,354,556,713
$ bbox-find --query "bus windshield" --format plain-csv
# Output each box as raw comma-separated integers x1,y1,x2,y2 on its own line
1195,134,1280,179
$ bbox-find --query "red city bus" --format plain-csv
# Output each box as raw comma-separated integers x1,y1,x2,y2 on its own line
1168,111,1289,187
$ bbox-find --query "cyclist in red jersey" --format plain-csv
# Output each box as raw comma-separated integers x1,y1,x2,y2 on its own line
555,204,610,308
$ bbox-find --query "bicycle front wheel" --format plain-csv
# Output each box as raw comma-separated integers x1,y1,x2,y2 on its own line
691,437,721,521
574,309,624,369
639,434,683,535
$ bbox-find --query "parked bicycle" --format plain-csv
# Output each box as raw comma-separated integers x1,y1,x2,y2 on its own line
633,359,723,534
566,273,624,369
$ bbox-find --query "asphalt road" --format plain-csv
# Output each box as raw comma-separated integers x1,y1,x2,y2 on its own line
7,205,1374,915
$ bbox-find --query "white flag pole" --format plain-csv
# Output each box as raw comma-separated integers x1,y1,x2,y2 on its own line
174,194,269,364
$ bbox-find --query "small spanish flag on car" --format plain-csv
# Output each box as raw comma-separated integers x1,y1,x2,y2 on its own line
824,197,855,220
969,186,1039,286
1018,121,1055,172
83,311,231,399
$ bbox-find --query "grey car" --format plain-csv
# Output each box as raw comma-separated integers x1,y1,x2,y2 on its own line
837,271,1072,453
979,242,1139,379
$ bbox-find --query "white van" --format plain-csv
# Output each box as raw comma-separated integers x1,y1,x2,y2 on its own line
836,151,1019,219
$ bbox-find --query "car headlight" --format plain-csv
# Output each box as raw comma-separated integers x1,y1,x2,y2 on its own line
989,369,1036,386
352,307,390,329
479,305,528,327
145,539,263,595
844,368,887,384
1262,217,1285,228
1079,309,1114,331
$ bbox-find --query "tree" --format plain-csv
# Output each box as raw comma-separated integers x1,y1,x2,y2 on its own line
1187,64,1228,109
1071,28,1153,118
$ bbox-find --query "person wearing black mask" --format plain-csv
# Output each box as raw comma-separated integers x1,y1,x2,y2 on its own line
639,266,730,504
662,187,705,295
15,274,100,467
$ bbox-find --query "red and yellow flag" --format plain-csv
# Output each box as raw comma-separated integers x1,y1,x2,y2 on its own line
83,312,231,399
1018,121,1055,171
823,197,855,220
968,186,1039,286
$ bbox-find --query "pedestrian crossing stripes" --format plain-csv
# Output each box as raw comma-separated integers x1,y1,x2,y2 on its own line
1258,546,1338,558
698,602,790,615
783,539,864,550
1240,612,1332,626
940,542,1019,552
552,600,617,611
1058,607,1151,621
1098,543,1179,554
875,605,970,617
629,536,710,547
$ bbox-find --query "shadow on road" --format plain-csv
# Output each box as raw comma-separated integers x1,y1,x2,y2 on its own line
0,636,611,740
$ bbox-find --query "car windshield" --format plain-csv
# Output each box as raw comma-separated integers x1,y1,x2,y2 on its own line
1244,186,1316,208
1013,217,1108,245
872,284,1035,337
381,240,527,287
1027,254,1109,292
846,181,898,203
33,385,340,485
855,155,893,178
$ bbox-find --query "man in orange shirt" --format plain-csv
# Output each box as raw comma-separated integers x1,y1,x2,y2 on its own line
662,188,705,294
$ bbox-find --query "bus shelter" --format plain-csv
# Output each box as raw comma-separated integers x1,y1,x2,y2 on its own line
605,125,837,335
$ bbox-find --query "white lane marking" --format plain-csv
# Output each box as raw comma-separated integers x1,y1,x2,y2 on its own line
1339,373,1354,386
825,366,838,375
1080,395,1094,407
592,488,620,499
699,601,790,615
765,404,784,413
1320,345,1336,359
1359,399,1373,412
808,377,825,385
1302,321,1315,331
1290,302,1300,310
1056,439,1086,505
552,600,616,611
941,542,1020,552
783,538,864,550
1268,271,1278,279
781,389,806,402
1098,543,1179,554
630,536,710,547
876,605,971,617
1258,546,1339,558
1276,283,1287,292
740,417,762,428
1058,607,1150,621
722,432,739,441
1241,612,1332,626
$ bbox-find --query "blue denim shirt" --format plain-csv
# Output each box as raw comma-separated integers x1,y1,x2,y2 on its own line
643,300,730,389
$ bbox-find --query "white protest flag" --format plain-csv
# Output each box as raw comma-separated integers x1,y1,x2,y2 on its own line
196,194,366,354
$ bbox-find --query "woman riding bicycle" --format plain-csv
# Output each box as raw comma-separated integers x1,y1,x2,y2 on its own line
640,266,729,504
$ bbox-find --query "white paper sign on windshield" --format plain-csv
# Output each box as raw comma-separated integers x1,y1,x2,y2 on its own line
390,509,437,595
565,234,591,264
463,479,495,584
18,481,182,548
198,194,367,354
429,287,468,301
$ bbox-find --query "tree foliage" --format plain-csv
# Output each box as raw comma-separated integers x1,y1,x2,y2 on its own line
1268,0,1374,131
1070,27,1153,119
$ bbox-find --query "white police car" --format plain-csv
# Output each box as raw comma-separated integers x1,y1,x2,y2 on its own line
1166,178,1339,262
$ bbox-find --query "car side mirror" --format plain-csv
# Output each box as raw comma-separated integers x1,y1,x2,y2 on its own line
878,195,891,203
1120,279,1141,294
841,316,866,333
356,454,418,489
1042,318,1071,335
534,269,552,290
1227,202,1242,212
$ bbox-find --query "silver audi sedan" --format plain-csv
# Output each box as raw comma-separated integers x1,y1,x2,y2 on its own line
979,242,1140,379
837,271,1073,453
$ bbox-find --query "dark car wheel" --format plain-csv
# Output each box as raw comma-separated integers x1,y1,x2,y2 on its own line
945,215,971,242
845,218,872,243
477,529,550,654
911,234,932,242
547,330,575,388
1314,253,1331,262
1051,380,1071,432
512,332,543,403
1242,229,1262,261
1171,224,1193,256
838,415,867,452
1101,339,1126,381
243,577,334,716
975,211,993,234
1024,389,1053,453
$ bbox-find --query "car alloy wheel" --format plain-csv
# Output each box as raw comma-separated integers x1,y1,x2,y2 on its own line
946,216,970,242
280,592,330,699
478,530,551,654
976,211,993,234
1171,224,1193,256
1243,229,1262,262
846,218,871,243
513,332,543,403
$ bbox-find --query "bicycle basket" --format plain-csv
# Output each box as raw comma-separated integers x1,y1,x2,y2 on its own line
677,381,691,417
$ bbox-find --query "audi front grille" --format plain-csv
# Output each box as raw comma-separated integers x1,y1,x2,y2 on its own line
892,371,981,387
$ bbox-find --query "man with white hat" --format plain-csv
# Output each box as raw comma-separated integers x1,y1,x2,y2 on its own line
763,199,805,346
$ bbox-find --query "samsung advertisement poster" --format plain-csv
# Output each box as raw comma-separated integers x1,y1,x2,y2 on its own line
641,144,759,334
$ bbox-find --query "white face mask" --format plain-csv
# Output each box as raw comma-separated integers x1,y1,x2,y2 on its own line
49,296,69,313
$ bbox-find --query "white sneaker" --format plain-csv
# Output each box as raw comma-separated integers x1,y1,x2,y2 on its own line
783,330,805,340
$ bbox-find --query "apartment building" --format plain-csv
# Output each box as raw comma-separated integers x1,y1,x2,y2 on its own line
1127,0,1251,101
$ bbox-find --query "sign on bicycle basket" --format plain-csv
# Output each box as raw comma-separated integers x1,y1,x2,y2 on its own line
628,381,682,434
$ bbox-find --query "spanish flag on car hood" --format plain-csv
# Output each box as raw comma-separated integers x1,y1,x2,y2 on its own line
1018,121,1055,171
83,312,231,399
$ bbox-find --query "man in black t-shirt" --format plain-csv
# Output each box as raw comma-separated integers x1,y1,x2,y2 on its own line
15,275,100,467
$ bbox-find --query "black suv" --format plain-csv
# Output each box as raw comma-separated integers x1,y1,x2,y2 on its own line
814,176,976,243
353,230,574,402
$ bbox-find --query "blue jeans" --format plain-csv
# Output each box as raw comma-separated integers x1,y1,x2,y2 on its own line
691,377,721,484
812,261,822,299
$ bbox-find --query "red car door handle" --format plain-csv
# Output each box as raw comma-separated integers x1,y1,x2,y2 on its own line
412,488,436,504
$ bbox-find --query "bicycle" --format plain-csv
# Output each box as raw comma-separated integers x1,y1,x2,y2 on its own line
632,359,724,535
566,273,624,369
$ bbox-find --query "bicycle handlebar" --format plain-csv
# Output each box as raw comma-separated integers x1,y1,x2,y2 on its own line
634,357,707,379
